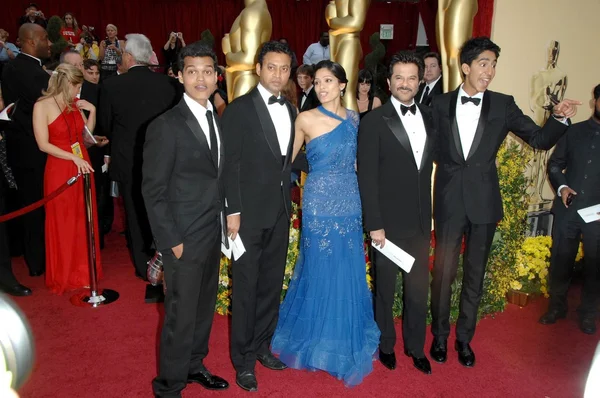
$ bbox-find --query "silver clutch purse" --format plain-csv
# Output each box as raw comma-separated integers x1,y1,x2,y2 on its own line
147,251,163,286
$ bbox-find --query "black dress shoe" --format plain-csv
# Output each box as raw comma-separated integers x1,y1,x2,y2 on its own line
379,349,396,370
539,309,567,325
187,370,229,390
236,370,257,392
579,317,597,335
29,270,44,277
429,339,447,363
257,352,287,370
404,349,431,374
0,283,32,296
455,341,475,367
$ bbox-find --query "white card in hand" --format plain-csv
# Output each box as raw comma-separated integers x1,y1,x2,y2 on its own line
230,234,246,261
221,241,232,259
577,204,600,223
101,164,108,173
372,239,415,273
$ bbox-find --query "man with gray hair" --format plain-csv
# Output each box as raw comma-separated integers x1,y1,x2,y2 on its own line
99,33,178,279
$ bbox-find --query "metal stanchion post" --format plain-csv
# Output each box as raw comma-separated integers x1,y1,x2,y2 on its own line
70,174,119,307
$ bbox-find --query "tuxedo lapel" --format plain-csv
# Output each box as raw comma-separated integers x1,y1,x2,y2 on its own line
178,101,215,170
449,89,465,161
466,91,490,160
251,89,281,163
282,101,295,171
418,104,434,172
214,114,225,177
382,102,417,169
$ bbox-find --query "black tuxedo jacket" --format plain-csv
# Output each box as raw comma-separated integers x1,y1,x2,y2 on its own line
358,101,436,240
99,66,177,183
1,53,50,169
80,80,106,165
432,89,568,224
222,87,296,228
416,78,443,107
548,118,600,220
298,87,320,112
142,99,226,252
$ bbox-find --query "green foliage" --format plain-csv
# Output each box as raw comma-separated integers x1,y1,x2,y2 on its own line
47,16,68,60
200,30,215,49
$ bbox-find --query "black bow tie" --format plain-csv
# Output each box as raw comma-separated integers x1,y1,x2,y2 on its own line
268,95,286,106
400,103,416,116
302,92,307,97
461,96,481,106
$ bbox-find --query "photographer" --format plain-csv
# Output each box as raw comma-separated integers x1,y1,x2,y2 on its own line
162,31,185,74
17,3,47,29
99,24,125,80
76,32,99,60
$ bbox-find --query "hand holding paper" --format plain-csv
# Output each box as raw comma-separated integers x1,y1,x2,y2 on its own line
372,239,415,273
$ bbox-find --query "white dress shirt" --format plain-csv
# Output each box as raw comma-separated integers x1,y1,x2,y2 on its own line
456,84,484,159
420,75,441,102
301,85,314,109
257,83,291,155
183,93,221,165
391,96,427,170
303,42,330,65
21,52,42,66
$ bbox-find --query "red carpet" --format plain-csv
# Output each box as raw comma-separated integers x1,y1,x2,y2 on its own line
8,227,597,398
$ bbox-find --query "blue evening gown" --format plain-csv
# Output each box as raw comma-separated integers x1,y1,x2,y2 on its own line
271,105,380,386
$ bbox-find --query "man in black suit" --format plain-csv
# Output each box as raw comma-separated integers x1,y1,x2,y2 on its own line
358,51,435,375
296,64,320,112
144,42,229,398
429,37,580,368
99,33,177,278
1,23,50,276
539,84,600,335
222,41,295,392
416,52,443,106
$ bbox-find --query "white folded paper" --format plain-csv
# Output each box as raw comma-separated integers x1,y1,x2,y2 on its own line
101,163,108,173
372,239,415,273
0,103,15,121
577,204,600,224
221,234,246,261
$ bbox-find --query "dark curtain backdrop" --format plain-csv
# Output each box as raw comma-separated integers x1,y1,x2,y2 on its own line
1,0,493,66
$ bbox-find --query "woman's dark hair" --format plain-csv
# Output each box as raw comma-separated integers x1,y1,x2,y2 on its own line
356,69,374,99
314,60,348,96
459,37,501,68
594,84,600,101
387,51,424,81
177,41,218,75
257,41,293,66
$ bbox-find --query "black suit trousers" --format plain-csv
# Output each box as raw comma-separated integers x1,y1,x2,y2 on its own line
431,206,497,343
13,166,45,274
0,176,18,286
121,179,154,276
548,211,600,316
375,233,430,356
153,225,221,397
230,205,289,373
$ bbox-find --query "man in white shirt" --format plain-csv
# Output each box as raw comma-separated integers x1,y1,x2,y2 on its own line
143,42,230,398
429,36,581,369
416,52,443,106
358,51,436,376
302,32,330,65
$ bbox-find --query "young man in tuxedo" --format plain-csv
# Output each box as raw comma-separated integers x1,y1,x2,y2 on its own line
539,84,600,335
429,37,580,368
358,51,435,375
296,64,320,112
222,41,295,392
416,52,443,106
143,42,229,398
0,23,50,277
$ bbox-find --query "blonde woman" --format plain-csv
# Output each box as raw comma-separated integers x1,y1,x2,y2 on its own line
99,24,125,80
32,63,107,294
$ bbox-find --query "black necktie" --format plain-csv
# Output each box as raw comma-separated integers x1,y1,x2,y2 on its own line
400,103,417,116
268,95,286,106
461,96,481,106
421,85,430,103
205,110,219,168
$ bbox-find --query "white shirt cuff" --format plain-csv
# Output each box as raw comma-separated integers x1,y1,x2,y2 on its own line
557,185,568,196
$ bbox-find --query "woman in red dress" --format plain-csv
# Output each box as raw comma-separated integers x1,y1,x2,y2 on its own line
33,63,106,294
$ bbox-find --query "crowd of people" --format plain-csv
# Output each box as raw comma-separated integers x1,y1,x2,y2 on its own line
0,3,598,398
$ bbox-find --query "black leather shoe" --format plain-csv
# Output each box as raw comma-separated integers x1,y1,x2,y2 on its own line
579,317,597,335
429,339,447,363
236,370,257,392
0,283,32,296
455,341,475,367
379,349,396,370
404,350,431,374
188,370,229,390
29,270,44,277
539,309,567,325
257,352,287,370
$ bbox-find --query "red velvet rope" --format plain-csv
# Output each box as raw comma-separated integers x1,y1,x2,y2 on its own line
0,174,81,223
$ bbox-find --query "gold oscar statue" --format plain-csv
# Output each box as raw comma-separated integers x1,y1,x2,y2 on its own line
436,0,478,92
325,0,371,111
222,0,272,101
528,40,568,207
